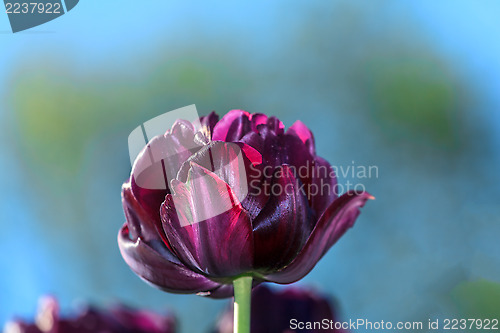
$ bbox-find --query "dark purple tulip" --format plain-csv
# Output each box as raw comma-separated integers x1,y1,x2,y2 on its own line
4,296,176,333
213,285,346,333
118,110,372,297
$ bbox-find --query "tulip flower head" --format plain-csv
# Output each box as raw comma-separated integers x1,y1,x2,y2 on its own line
118,110,372,297
4,296,176,333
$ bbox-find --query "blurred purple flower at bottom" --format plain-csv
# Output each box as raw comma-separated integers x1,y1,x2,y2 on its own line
4,296,176,333
213,285,346,333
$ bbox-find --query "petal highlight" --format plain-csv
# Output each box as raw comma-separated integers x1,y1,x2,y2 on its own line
161,164,254,277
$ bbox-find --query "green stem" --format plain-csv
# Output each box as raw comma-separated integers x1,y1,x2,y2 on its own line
233,276,252,333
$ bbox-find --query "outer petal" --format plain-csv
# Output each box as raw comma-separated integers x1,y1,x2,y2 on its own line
197,284,234,299
161,163,254,277
250,113,268,132
122,183,164,244
263,191,373,284
118,224,221,294
252,165,312,272
286,121,338,216
309,156,338,218
206,279,263,299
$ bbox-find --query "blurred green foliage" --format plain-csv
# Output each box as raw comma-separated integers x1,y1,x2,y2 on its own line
292,2,472,152
363,55,459,148
6,50,252,198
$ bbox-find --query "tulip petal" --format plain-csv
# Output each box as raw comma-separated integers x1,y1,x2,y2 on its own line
200,111,219,139
239,130,264,152
265,116,285,135
239,126,337,219
252,165,312,272
243,125,313,181
130,119,203,226
203,284,234,299
287,120,315,156
205,279,263,299
250,113,268,132
122,183,165,244
246,127,330,215
176,141,265,219
118,224,221,294
176,142,254,200
212,110,277,142
282,133,338,218
309,156,338,218
161,163,254,277
263,191,372,284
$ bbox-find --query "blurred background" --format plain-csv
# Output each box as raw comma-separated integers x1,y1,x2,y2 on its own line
1,1,500,332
